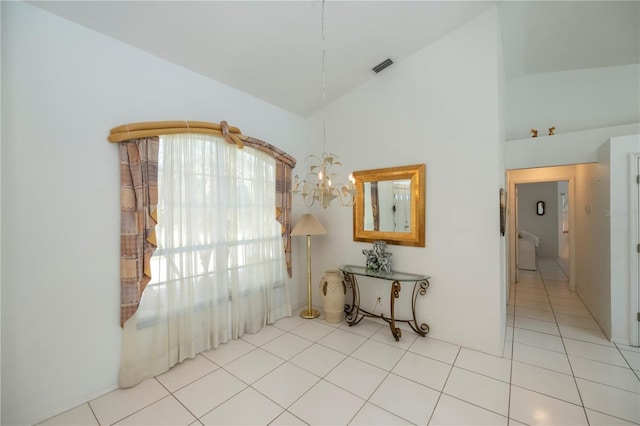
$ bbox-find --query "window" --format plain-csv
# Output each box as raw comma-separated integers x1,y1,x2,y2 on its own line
120,133,291,387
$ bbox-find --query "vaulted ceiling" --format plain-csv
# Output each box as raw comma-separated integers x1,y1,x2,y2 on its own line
30,1,640,117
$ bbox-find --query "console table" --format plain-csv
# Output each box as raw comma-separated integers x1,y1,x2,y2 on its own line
339,265,430,341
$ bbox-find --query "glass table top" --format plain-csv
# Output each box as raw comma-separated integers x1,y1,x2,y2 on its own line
339,265,430,282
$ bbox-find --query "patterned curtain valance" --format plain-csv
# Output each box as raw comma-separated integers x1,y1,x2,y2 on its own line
241,136,296,169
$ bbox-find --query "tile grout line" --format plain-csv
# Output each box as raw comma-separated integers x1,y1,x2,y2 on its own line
425,346,462,425
506,277,518,425
510,263,579,423
346,331,410,425
265,322,380,425
507,268,546,424
246,327,326,414
308,322,420,425
613,342,640,381
514,261,639,424
243,331,317,423
166,393,200,426
86,402,100,426
192,335,287,423
103,379,178,426
543,258,590,425
207,326,313,424
302,328,371,422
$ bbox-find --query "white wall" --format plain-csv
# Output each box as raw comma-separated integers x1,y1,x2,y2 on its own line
307,8,505,356
1,3,308,425
506,65,640,141
603,135,640,344
517,182,559,257
574,161,612,337
0,3,3,423
497,23,508,341
506,123,640,170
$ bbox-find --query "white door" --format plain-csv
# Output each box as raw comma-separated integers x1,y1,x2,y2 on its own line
637,157,640,345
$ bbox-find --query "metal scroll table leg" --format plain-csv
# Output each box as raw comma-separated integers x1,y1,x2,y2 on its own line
409,279,430,336
390,281,402,341
344,273,364,326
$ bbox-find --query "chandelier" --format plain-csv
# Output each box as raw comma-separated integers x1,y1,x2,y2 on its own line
292,152,357,209
291,0,356,209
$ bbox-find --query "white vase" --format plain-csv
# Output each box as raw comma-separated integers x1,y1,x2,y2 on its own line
319,270,346,323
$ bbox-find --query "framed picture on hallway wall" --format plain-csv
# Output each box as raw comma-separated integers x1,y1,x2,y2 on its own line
499,188,506,236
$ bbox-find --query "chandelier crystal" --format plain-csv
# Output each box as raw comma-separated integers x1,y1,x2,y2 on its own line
292,0,356,209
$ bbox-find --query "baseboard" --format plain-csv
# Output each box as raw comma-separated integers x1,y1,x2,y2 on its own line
610,337,632,347
27,383,118,426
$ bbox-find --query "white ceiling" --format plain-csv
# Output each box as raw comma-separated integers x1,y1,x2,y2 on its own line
30,1,640,117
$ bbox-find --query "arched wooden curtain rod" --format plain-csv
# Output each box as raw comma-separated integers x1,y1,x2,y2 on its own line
109,120,245,148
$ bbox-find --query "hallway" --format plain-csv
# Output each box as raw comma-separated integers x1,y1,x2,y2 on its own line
510,257,639,424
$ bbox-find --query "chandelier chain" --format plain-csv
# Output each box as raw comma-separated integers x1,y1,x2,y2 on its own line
321,0,327,153
290,0,356,209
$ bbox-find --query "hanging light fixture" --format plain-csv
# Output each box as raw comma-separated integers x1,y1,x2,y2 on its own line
291,0,356,209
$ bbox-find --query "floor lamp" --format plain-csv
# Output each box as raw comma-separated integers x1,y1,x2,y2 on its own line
291,213,327,319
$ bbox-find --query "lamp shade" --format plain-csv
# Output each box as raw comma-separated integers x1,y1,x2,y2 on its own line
291,213,327,236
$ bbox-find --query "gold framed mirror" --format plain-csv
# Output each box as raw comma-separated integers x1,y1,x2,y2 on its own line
353,164,425,247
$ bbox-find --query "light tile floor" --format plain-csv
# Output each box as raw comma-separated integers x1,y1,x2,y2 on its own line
40,257,640,425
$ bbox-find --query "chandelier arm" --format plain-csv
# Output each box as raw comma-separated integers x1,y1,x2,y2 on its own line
335,187,356,207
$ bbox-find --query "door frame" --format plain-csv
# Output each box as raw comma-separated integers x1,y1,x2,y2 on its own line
507,168,576,291
514,185,519,283
628,153,640,347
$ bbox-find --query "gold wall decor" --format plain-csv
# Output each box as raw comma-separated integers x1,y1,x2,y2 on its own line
353,164,425,247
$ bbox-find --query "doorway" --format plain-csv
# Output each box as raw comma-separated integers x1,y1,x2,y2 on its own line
515,180,570,284
507,167,577,292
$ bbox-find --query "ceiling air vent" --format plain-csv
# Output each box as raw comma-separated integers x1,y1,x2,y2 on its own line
372,58,394,74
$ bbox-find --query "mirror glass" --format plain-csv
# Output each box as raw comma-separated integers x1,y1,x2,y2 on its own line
363,180,412,232
353,164,425,247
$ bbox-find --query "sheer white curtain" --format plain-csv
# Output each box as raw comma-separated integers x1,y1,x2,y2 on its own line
120,133,291,387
